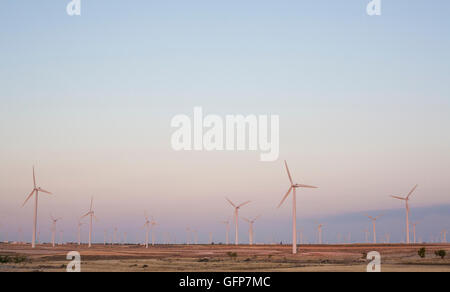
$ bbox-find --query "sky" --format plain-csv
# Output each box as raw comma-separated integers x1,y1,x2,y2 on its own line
0,0,449,244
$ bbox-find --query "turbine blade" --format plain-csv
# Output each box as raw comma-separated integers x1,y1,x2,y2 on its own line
238,201,251,208
407,185,418,199
32,166,36,188
242,218,250,223
38,188,52,195
226,198,237,208
90,197,94,211
80,212,90,219
278,186,293,208
390,195,405,200
284,160,294,185
22,189,36,207
297,184,318,189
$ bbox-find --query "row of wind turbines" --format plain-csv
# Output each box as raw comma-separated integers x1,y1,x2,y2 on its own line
17,163,444,254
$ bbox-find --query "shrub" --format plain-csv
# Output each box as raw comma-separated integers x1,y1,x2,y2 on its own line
435,250,446,259
227,252,238,260
418,248,426,258
0,255,27,264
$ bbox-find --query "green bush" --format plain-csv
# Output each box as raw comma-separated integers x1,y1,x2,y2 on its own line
0,255,27,264
418,248,426,258
435,250,447,259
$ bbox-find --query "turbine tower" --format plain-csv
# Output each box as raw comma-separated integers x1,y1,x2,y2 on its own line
411,222,419,244
50,215,61,248
22,166,53,248
243,216,260,245
366,215,382,244
391,185,418,244
226,198,251,245
150,217,157,246
77,221,84,246
221,220,231,245
316,224,325,244
81,196,97,248
144,212,151,248
278,160,318,254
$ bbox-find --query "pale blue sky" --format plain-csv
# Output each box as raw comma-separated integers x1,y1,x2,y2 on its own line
0,1,449,243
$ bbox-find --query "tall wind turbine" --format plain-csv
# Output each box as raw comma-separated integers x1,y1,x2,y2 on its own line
243,216,260,245
22,166,53,248
50,215,61,248
391,185,418,244
442,230,448,243
221,220,231,245
226,198,251,245
81,197,97,248
278,161,318,254
366,215,382,244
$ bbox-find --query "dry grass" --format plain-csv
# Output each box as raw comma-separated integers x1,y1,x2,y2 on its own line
1,243,449,272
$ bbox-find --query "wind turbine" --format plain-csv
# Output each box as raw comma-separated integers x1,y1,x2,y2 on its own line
278,161,318,254
50,215,61,248
150,218,157,246
22,166,53,248
366,215,382,244
193,229,198,245
226,198,251,245
364,229,370,243
144,213,151,248
104,230,107,246
77,221,85,246
186,227,191,245
59,230,64,245
113,227,118,245
298,229,304,245
242,216,260,245
81,197,97,248
411,222,420,244
391,185,418,244
316,224,325,244
221,220,231,245
441,230,447,243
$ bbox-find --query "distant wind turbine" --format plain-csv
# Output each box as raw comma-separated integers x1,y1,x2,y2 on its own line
316,224,325,244
150,218,157,246
77,221,85,246
411,222,420,244
144,212,151,248
391,185,418,244
226,198,251,245
278,161,318,254
81,196,97,248
366,215,383,244
243,216,261,245
22,166,53,248
221,220,231,245
50,215,61,248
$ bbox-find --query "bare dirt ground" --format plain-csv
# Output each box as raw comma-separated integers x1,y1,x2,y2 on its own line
1,243,449,272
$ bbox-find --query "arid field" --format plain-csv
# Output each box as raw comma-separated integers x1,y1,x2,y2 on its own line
0,243,449,272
